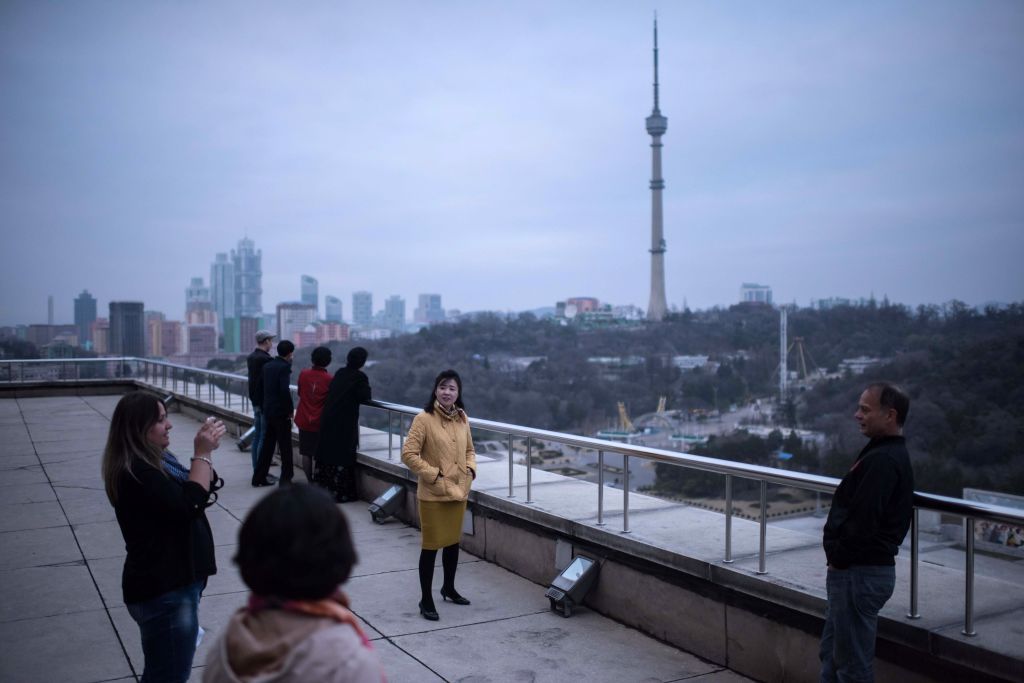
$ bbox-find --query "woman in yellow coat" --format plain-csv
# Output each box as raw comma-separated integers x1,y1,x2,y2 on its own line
401,369,476,621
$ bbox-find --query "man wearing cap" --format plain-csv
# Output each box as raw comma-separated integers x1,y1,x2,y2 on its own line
247,330,276,483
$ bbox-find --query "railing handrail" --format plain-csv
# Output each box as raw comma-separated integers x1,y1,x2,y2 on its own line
4,356,1022,526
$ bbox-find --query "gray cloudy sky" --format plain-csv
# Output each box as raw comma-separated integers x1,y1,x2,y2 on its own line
2,1,1022,326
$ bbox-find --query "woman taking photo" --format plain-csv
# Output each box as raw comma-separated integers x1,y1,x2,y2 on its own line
401,369,477,621
101,392,226,682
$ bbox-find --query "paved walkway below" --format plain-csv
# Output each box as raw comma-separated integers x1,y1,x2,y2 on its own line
0,395,753,683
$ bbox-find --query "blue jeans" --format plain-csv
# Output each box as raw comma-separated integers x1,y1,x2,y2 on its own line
251,407,265,471
126,580,204,683
820,565,895,683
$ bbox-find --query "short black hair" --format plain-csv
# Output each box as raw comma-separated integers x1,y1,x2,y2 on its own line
311,346,332,368
424,368,465,413
234,485,357,600
277,339,296,357
867,382,910,427
346,346,368,369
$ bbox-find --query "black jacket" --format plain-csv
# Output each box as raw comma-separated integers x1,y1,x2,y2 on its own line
823,435,914,569
315,366,371,466
114,457,216,604
247,348,272,407
262,356,294,419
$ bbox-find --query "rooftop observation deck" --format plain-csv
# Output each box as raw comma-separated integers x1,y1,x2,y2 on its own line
2,359,1022,682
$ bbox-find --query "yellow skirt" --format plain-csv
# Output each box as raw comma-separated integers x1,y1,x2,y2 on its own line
419,499,466,550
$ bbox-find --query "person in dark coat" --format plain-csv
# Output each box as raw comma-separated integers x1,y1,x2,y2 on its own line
314,347,370,502
252,340,295,487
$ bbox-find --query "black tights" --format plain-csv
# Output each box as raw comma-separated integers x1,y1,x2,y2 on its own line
419,543,459,607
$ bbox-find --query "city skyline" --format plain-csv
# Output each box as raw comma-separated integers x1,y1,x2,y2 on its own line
2,2,1023,326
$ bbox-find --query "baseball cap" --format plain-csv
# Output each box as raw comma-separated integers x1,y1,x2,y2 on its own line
255,330,276,343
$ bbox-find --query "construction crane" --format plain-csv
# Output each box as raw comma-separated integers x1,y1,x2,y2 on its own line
617,402,636,432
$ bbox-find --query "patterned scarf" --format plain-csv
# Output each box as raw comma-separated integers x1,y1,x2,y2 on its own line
247,591,374,649
434,400,463,422
162,451,190,482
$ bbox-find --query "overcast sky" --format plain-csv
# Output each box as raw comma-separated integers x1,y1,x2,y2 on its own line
2,1,1022,326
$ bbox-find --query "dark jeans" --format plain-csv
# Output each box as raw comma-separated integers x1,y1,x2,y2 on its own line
250,407,265,471
126,580,204,683
254,415,293,485
820,565,895,683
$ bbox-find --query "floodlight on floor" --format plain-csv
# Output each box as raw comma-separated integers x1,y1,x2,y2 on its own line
369,484,404,523
237,426,255,451
544,555,599,617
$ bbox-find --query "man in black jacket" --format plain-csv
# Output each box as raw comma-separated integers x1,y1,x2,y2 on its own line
820,382,914,683
246,330,275,480
252,340,295,487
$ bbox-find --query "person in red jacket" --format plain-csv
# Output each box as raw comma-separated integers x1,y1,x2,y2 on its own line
295,346,332,482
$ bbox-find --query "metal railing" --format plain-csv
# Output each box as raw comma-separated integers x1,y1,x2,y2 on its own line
3,356,1021,636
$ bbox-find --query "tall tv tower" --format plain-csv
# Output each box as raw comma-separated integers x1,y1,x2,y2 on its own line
645,16,669,321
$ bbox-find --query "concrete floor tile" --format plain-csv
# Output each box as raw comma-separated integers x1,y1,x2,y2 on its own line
0,609,133,683
371,639,445,682
0,482,56,505
0,454,39,469
53,484,116,525
676,669,757,682
73,519,126,560
392,610,717,683
0,465,50,487
42,456,104,485
0,500,68,533
0,525,82,570
0,563,105,622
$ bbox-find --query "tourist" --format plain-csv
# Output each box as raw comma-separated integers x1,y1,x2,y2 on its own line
296,346,333,482
101,392,226,683
400,369,477,621
315,347,371,502
203,485,383,682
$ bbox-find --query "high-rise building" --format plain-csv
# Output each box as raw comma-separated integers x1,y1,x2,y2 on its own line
149,319,183,357
223,316,260,354
383,295,406,333
186,324,217,354
414,294,444,324
316,321,349,344
645,19,669,322
74,290,97,345
301,275,318,317
144,311,165,356
276,302,317,346
740,283,773,305
109,301,145,357
325,295,343,323
231,237,262,318
210,253,235,333
352,291,373,326
91,318,109,354
186,277,210,311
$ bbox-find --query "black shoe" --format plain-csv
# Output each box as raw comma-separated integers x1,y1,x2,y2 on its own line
440,587,470,605
251,479,273,487
419,601,439,621
266,474,278,484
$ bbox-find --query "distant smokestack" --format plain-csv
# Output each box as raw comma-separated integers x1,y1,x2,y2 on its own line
48,295,54,325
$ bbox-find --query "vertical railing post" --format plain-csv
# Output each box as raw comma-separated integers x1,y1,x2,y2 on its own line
757,480,768,574
907,507,920,619
963,517,977,636
388,412,394,460
724,474,734,563
399,415,405,453
622,454,631,534
526,437,533,503
596,450,605,526
507,433,515,498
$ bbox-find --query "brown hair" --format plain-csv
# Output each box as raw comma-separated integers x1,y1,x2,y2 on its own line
101,392,166,504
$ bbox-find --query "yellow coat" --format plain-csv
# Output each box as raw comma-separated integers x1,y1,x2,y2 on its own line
401,409,477,502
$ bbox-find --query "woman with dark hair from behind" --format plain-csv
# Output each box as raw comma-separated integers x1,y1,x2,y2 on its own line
203,485,383,683
295,345,333,482
401,369,476,621
102,391,227,683
315,346,371,502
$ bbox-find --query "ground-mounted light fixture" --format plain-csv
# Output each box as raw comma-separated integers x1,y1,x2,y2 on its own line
237,426,255,452
544,555,599,617
161,394,176,407
369,484,404,523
